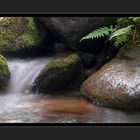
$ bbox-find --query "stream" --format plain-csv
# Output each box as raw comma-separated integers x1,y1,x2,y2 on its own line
0,57,140,123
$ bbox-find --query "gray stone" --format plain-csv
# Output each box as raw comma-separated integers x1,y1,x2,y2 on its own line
81,47,140,110
37,17,117,49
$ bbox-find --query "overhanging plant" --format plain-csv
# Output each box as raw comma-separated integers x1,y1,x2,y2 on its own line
80,17,140,49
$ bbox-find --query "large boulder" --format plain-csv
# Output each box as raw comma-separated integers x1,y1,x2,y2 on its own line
0,17,46,55
81,47,140,110
0,55,10,90
37,17,117,49
32,54,82,93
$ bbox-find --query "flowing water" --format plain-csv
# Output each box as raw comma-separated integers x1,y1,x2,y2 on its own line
0,57,140,123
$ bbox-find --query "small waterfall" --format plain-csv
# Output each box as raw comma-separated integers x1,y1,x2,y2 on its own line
6,57,50,94
0,57,51,122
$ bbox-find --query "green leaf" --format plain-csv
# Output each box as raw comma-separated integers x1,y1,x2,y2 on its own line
80,25,116,42
109,25,133,46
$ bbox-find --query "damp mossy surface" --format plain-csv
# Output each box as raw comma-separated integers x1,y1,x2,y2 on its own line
0,55,10,90
0,17,40,54
44,54,80,71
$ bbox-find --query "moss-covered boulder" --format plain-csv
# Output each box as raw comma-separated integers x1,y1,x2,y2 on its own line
81,47,140,110
0,17,45,55
0,55,10,90
32,54,82,93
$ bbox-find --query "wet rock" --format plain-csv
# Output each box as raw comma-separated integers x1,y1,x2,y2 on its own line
79,52,96,68
94,45,118,70
81,47,140,110
0,55,10,90
117,46,140,59
37,17,117,49
78,38,119,70
0,17,46,55
32,54,82,93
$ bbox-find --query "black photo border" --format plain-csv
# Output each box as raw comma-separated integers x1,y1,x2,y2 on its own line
0,0,140,138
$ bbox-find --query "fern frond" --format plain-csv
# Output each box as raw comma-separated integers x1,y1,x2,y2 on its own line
132,17,140,24
109,25,133,46
80,25,116,42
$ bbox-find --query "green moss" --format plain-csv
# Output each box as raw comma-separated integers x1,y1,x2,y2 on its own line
24,17,40,46
0,55,9,75
0,18,17,50
45,54,80,70
0,55,8,64
0,39,9,48
0,17,40,54
32,54,82,93
18,33,37,47
0,54,10,90
16,17,40,48
25,17,37,32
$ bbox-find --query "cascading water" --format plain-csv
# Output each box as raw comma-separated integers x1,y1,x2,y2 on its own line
0,57,51,123
6,58,50,94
